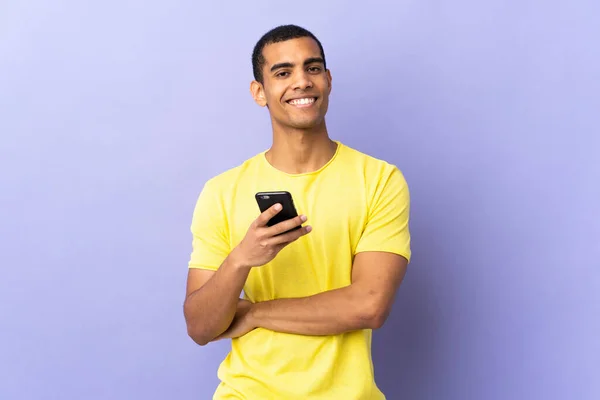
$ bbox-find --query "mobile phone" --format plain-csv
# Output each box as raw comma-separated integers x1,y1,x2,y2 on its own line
255,191,301,233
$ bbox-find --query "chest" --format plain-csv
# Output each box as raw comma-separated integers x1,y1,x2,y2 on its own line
226,176,369,253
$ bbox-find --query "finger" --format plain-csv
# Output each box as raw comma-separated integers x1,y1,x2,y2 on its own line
269,225,312,246
267,214,308,237
255,203,283,227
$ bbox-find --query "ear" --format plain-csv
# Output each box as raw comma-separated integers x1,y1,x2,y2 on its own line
250,80,268,107
326,69,332,95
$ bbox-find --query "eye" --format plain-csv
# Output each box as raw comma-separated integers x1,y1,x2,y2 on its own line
308,66,322,73
276,71,290,78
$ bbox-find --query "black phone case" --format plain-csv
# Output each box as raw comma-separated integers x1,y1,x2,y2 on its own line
255,191,301,231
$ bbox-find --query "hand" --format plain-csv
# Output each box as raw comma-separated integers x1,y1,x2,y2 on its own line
214,299,256,341
232,203,312,268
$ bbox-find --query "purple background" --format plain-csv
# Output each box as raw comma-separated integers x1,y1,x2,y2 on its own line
1,1,599,399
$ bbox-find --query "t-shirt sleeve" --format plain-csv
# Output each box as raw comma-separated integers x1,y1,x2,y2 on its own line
187,180,231,271
354,165,411,262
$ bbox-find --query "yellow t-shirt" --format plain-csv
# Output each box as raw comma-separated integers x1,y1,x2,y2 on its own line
188,141,411,399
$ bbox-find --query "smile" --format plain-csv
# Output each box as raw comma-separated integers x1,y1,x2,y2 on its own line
287,97,317,107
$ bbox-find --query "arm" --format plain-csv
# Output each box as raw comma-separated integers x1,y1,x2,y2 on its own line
184,200,311,346
217,166,411,339
248,251,408,335
183,253,251,346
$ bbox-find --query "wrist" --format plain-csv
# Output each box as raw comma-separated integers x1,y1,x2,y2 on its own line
248,301,263,329
227,247,252,272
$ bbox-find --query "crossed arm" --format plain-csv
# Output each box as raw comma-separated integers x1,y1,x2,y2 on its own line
239,251,407,337
184,250,408,344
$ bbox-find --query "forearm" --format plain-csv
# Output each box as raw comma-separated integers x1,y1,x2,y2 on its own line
250,285,380,336
184,251,251,345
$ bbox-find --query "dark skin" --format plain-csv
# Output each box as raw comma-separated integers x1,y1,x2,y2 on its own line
183,37,407,345
250,36,338,175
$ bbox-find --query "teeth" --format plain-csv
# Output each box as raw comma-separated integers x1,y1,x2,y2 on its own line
289,98,315,105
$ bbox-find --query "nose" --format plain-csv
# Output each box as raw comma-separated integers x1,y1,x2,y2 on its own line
293,71,313,90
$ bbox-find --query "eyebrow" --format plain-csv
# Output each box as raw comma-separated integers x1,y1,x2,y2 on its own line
270,57,325,72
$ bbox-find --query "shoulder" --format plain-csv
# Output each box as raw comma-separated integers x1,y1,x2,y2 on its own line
338,142,408,187
200,152,264,194
190,152,264,225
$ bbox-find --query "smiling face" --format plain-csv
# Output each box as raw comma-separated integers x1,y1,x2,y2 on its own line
251,37,332,131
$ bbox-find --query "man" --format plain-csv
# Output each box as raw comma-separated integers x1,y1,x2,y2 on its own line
183,24,411,399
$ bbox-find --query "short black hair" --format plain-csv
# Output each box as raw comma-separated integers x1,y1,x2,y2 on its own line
252,24,326,84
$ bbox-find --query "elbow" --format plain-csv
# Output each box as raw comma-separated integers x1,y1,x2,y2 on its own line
184,304,211,346
367,310,388,330
358,300,390,330
186,324,211,346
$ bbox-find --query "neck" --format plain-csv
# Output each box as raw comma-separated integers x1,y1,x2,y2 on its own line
265,121,337,174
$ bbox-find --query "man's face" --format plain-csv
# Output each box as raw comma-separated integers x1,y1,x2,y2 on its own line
252,37,332,130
